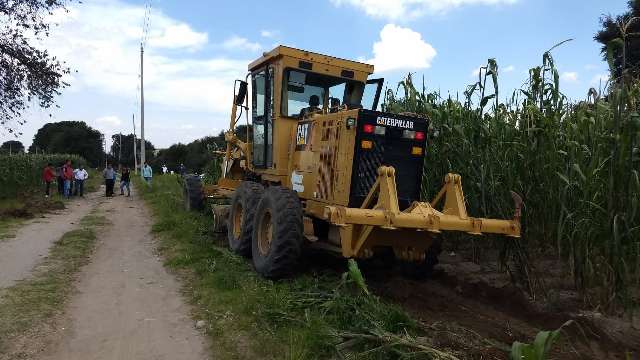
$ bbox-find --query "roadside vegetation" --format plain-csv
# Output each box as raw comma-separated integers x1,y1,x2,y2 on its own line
0,154,100,240
139,175,481,359
0,211,108,357
383,45,639,313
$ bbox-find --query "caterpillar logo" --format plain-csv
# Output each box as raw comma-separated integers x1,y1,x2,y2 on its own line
295,123,312,151
376,116,414,129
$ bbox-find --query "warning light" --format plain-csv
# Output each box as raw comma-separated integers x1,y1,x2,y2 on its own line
363,124,375,133
411,146,423,155
361,140,373,149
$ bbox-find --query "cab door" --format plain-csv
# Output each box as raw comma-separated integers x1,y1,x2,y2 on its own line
251,67,273,168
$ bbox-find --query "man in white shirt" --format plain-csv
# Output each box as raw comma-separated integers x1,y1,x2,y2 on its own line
74,166,89,197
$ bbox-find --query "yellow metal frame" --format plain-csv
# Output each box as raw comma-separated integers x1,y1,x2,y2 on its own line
317,167,521,259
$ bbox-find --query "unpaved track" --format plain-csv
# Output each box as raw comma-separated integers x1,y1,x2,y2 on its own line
0,192,102,288
41,188,208,360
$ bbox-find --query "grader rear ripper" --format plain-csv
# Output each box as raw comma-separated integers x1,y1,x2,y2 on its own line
184,46,522,279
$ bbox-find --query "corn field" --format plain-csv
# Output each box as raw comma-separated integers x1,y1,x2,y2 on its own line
0,154,87,199
383,50,640,312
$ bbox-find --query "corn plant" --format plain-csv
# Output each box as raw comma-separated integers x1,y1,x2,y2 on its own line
509,320,573,360
0,154,86,199
383,46,640,311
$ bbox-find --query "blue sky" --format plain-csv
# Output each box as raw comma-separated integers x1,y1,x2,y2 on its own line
4,0,628,149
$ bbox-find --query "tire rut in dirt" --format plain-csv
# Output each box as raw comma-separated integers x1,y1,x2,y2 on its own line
183,175,204,211
252,186,303,279
227,181,264,257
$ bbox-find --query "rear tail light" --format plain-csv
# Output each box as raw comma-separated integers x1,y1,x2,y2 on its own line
403,130,415,139
361,140,373,149
415,131,425,141
363,124,375,133
374,126,386,135
411,146,423,155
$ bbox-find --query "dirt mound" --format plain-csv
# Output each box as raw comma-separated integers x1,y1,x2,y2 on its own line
365,253,639,359
0,196,65,220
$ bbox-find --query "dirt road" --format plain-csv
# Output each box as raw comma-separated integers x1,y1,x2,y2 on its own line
0,192,101,289
39,189,208,360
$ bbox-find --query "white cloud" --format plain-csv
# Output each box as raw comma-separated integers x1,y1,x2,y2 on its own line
39,1,250,115
96,115,122,127
260,30,279,38
147,24,208,50
561,71,578,83
590,73,610,86
470,66,482,78
504,65,515,73
368,24,436,73
222,36,262,52
330,0,517,20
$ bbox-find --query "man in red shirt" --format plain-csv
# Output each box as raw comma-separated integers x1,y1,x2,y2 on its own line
62,160,74,198
42,163,55,198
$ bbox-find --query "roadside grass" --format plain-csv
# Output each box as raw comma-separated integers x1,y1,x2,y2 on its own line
137,175,459,360
0,210,108,355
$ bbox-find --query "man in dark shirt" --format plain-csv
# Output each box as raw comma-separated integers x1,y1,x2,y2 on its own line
120,167,131,197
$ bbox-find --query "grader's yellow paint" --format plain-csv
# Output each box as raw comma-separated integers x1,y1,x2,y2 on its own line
185,46,521,279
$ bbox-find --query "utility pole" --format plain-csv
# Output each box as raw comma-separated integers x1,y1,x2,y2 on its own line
132,114,138,174
101,134,107,168
140,43,146,174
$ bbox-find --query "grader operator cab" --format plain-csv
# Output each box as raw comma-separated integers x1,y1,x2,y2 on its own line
184,46,522,279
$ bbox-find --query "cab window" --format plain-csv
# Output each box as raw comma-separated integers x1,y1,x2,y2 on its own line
281,69,365,118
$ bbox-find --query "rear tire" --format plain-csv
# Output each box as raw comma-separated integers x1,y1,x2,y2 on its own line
183,175,204,211
227,181,264,257
401,238,443,280
252,186,303,279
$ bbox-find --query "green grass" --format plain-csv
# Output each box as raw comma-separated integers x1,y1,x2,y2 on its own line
0,211,108,355
136,175,458,360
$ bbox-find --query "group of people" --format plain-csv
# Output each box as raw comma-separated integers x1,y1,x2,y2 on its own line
42,160,89,198
101,162,153,197
42,161,158,199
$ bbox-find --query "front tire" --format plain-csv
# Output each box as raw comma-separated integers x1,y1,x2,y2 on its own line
227,181,264,257
252,186,303,279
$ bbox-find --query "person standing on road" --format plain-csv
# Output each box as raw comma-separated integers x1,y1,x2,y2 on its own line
103,163,116,197
56,163,64,195
179,163,186,176
75,166,89,197
162,164,168,175
120,167,131,196
42,163,55,198
142,162,153,186
62,160,74,199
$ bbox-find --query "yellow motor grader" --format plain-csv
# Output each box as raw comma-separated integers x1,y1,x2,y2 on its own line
183,46,521,279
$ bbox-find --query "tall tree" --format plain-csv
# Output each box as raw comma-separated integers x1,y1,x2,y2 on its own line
595,0,640,80
29,121,103,165
0,0,74,136
0,140,24,153
109,133,155,168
